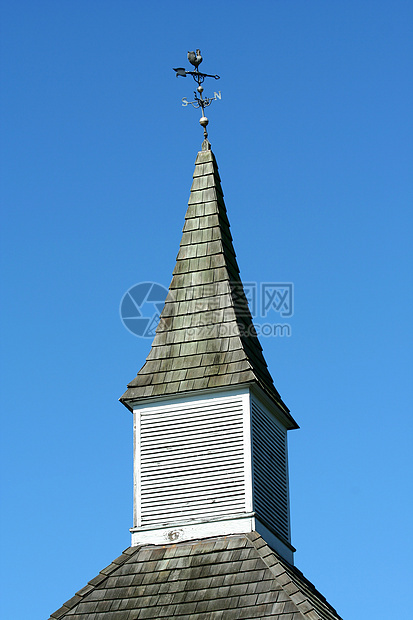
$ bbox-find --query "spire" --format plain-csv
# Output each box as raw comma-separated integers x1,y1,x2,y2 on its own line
120,145,297,430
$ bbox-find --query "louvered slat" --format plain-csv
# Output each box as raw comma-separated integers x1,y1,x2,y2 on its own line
138,395,246,526
251,399,290,542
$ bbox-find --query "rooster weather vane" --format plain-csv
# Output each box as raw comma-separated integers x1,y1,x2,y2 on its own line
173,49,221,143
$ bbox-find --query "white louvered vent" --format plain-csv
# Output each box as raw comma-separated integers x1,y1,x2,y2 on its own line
138,395,246,526
251,399,290,543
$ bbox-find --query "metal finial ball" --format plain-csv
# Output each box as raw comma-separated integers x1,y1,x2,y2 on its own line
199,116,209,127
197,85,203,93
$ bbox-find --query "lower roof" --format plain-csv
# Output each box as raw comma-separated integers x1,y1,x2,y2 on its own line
49,532,341,620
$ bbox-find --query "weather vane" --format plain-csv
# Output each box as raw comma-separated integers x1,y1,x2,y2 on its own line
173,49,221,144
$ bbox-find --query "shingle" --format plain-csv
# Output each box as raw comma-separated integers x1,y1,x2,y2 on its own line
190,173,215,191
88,574,108,587
254,579,280,595
295,598,313,613
94,600,113,612
284,582,301,596
182,217,201,232
305,611,323,620
75,584,95,597
50,605,71,619
257,590,281,605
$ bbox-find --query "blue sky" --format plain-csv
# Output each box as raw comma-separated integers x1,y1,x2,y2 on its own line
1,1,412,618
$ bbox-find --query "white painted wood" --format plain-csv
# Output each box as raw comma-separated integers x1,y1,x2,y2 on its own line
131,513,256,547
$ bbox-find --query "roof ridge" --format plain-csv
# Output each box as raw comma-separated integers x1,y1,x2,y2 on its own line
246,532,342,620
48,546,139,619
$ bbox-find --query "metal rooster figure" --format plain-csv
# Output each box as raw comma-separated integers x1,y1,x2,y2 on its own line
173,49,221,143
187,49,203,69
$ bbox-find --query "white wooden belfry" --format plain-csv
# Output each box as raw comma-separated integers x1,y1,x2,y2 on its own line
130,387,293,563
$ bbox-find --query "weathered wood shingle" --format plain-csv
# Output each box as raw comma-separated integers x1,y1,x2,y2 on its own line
120,145,296,427
48,533,342,620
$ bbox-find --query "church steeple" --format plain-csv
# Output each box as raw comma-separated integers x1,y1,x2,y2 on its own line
48,54,343,620
120,140,297,563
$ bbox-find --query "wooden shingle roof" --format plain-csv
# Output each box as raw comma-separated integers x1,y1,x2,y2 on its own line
49,532,342,620
120,144,296,428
